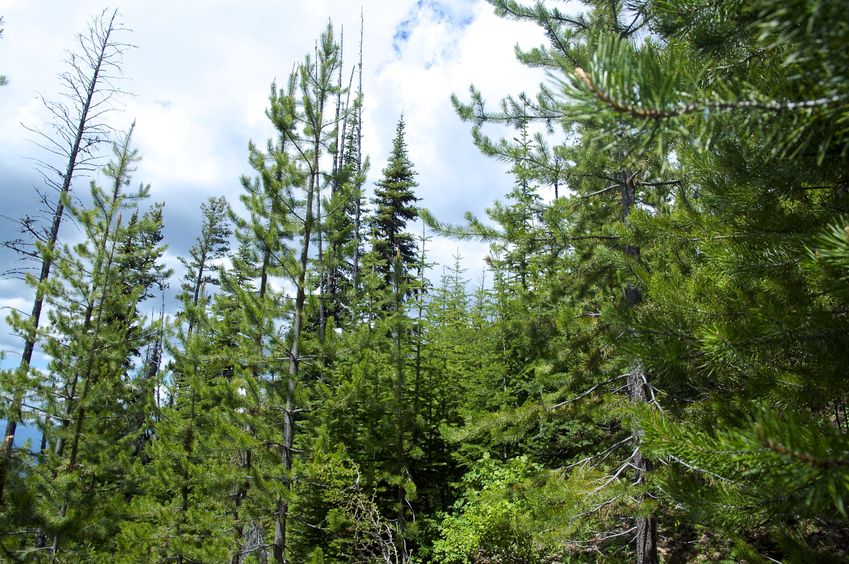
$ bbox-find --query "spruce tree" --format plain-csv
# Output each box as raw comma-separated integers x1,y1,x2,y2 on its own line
369,117,420,288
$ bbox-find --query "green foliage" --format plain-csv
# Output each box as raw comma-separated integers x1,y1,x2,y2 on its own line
368,116,420,287
5,3,849,561
444,0,849,560
0,126,169,560
433,455,547,563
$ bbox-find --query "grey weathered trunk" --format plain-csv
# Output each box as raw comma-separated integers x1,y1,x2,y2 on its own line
352,13,364,292
628,364,657,564
619,169,658,564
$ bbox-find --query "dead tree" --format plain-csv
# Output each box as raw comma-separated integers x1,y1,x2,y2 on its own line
0,8,132,502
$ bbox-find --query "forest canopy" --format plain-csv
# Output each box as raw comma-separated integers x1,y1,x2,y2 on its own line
1,1,849,562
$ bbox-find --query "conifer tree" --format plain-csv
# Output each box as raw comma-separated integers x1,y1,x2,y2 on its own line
441,0,849,560
0,126,168,560
117,197,236,562
225,22,345,563
369,117,420,288
563,1,849,556
1,8,131,502
323,105,369,327
226,104,298,562
178,196,232,330
440,3,673,558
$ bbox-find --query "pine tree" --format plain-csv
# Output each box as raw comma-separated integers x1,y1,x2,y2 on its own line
227,107,298,562
572,1,849,556
178,196,232,331
1,8,131,502
0,126,169,559
117,196,236,562
440,2,676,556
442,0,849,560
224,22,345,563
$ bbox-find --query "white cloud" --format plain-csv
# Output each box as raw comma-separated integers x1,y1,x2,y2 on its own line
132,100,226,189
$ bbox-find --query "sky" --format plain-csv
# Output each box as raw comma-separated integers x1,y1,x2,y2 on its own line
0,0,550,363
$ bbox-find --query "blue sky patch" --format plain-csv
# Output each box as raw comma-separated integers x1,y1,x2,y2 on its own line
392,0,477,56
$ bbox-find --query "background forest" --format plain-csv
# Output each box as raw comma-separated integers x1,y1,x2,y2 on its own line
2,0,849,562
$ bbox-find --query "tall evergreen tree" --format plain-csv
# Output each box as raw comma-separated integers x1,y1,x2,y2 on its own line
0,126,168,560
1,8,131,502
117,196,236,563
178,196,232,331
369,117,420,288
223,22,346,563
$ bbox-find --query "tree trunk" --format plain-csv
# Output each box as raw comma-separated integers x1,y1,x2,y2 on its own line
274,109,320,564
620,169,658,564
352,15,364,292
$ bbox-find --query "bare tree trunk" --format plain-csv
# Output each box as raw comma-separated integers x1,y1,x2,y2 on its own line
619,169,658,564
412,226,427,441
352,11,364,292
1,8,128,502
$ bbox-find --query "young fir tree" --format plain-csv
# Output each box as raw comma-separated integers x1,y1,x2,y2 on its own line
322,103,369,328
314,215,428,560
306,114,426,557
